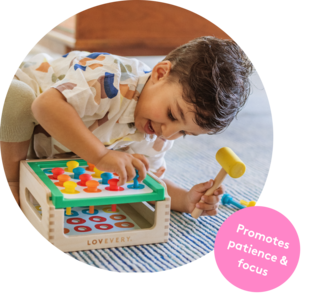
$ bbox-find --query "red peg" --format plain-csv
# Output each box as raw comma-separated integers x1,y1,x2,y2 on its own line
105,178,124,191
78,174,92,186
83,180,101,193
48,167,65,180
111,204,117,212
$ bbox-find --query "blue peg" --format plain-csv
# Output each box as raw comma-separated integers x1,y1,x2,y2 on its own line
101,172,113,184
127,170,145,190
221,193,245,209
73,167,86,180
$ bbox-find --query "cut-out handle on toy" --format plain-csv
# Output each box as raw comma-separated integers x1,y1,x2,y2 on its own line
191,147,246,219
191,168,227,219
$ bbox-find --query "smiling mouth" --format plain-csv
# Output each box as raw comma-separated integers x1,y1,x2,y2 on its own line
144,120,155,135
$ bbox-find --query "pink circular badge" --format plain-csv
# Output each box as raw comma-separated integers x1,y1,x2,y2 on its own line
214,206,300,292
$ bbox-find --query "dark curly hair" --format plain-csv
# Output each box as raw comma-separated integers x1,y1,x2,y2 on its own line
164,36,254,134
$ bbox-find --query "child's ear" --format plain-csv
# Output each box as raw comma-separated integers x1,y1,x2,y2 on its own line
151,61,172,83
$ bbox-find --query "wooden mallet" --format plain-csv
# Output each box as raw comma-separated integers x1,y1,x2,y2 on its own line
191,147,246,219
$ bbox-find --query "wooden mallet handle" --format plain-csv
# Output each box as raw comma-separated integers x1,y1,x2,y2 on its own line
191,147,246,219
191,168,227,219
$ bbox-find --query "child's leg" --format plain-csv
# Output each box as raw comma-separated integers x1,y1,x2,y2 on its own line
0,79,37,204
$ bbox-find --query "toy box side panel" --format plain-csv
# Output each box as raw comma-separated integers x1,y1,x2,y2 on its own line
131,172,171,226
153,198,170,241
52,197,170,252
20,161,52,240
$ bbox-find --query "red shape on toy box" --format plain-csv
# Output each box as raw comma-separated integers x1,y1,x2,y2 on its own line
78,174,92,186
49,167,65,180
105,178,124,191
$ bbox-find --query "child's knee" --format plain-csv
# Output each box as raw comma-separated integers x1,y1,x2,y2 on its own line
1,80,37,142
5,79,36,117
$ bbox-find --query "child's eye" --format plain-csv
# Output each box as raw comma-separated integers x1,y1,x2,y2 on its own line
168,110,176,121
167,109,186,138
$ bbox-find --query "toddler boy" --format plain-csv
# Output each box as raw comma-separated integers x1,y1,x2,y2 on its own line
0,36,253,215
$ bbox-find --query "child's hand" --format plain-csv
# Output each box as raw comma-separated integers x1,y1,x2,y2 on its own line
95,150,149,186
186,180,224,216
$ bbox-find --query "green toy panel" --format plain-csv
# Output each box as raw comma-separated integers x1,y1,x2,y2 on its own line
28,159,165,209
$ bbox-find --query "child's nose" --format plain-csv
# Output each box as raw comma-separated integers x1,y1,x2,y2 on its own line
161,123,180,139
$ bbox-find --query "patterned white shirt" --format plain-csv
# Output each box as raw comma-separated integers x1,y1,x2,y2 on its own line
16,51,173,177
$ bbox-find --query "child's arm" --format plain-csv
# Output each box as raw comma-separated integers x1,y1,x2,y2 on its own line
32,88,147,185
164,178,223,215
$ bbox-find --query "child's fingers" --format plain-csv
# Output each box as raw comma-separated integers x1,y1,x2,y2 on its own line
116,166,127,186
201,209,219,216
126,163,137,181
196,203,216,211
193,179,214,193
117,164,144,186
200,195,219,205
213,185,225,196
132,158,147,182
195,202,216,211
132,154,149,171
113,156,146,186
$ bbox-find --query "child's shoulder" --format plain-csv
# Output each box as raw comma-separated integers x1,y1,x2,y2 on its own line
56,51,152,75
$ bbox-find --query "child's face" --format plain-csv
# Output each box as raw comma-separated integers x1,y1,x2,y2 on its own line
134,61,209,140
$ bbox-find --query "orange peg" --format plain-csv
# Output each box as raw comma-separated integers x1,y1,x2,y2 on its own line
84,180,101,193
89,206,95,214
86,163,95,171
55,174,71,187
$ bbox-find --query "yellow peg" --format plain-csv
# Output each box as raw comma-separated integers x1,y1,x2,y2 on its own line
93,167,104,178
65,161,79,173
248,201,256,207
240,200,256,207
66,207,72,215
61,181,79,194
